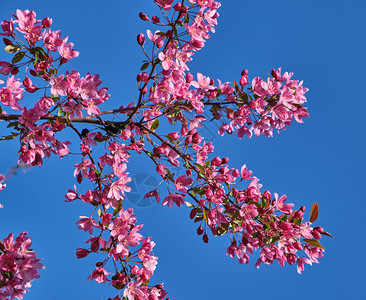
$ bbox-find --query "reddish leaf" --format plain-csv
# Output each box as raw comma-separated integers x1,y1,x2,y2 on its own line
310,202,319,223
303,238,325,250
321,231,334,238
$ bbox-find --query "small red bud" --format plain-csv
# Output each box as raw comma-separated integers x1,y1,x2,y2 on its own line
221,157,229,164
299,206,306,212
139,12,149,21
294,210,303,219
42,17,52,28
314,226,323,233
312,230,322,239
241,69,248,76
232,169,239,177
137,33,145,46
186,72,193,83
203,233,209,243
211,156,221,166
240,75,248,86
197,226,204,235
263,190,271,201
152,16,160,24
173,3,182,11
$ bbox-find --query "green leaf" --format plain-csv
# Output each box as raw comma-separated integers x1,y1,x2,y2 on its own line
150,119,160,131
7,122,19,128
293,218,302,225
140,62,149,71
5,45,21,54
303,238,325,250
12,52,25,64
0,132,20,141
57,107,63,117
166,135,175,144
280,215,288,222
194,163,206,174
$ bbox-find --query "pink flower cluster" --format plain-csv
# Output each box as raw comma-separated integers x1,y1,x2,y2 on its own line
0,1,330,299
0,232,44,300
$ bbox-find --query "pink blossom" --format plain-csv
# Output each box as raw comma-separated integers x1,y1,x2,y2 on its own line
123,280,147,300
87,267,109,283
191,73,214,91
162,193,186,208
147,29,164,48
0,19,14,36
297,257,312,274
107,176,132,200
174,175,193,193
73,159,95,178
274,193,294,215
58,37,79,60
154,0,174,10
43,29,63,51
144,190,161,203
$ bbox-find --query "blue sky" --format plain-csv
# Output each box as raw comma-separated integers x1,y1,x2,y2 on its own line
0,0,365,299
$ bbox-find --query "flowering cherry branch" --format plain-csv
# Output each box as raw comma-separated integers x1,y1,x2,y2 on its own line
0,0,331,299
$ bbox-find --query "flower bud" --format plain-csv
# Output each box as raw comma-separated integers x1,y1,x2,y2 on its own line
152,16,160,24
293,242,303,250
137,33,145,46
173,3,182,11
314,226,323,233
232,169,239,177
240,75,248,86
263,190,271,200
294,210,303,219
0,20,14,36
299,206,306,212
203,233,209,243
76,248,90,258
186,72,193,83
96,261,103,267
211,156,221,166
168,131,179,140
197,226,204,235
241,69,248,76
221,157,229,164
312,230,322,239
139,12,149,21
42,17,52,28
141,87,147,95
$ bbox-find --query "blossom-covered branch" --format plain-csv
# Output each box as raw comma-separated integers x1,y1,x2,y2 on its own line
0,1,331,299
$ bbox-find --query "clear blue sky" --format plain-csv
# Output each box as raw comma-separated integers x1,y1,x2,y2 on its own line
0,0,365,299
